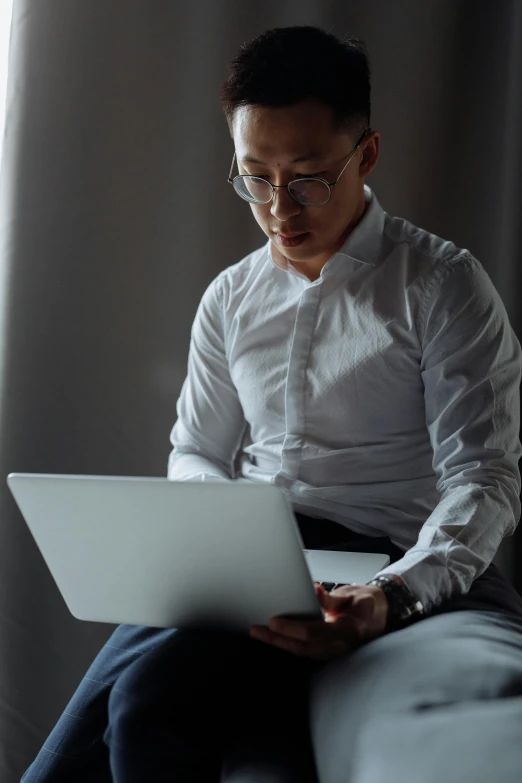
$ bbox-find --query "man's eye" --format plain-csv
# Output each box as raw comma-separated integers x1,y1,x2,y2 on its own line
249,173,324,181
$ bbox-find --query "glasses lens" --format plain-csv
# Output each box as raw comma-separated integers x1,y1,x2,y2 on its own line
289,179,331,205
233,176,273,204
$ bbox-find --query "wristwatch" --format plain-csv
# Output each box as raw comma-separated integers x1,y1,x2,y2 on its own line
366,574,425,632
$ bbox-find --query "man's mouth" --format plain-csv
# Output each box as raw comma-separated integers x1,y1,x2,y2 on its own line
274,231,310,247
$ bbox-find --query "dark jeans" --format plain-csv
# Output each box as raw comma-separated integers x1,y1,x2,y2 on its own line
22,514,522,782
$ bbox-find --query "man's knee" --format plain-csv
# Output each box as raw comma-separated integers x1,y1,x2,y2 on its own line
105,628,252,740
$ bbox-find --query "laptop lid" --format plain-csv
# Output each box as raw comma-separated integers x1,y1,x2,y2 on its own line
7,473,325,632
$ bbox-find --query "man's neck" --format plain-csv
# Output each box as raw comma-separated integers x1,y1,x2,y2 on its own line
286,195,369,282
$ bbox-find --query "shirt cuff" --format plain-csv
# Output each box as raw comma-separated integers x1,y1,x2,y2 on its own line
374,547,455,613
167,452,231,482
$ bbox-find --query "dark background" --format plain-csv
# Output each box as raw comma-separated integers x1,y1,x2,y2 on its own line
0,1,520,779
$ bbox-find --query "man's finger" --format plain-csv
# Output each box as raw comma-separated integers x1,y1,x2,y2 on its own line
318,588,356,613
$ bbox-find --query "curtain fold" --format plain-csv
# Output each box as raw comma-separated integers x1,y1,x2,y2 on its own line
0,2,520,780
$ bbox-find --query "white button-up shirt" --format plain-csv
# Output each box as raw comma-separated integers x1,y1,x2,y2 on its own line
168,185,521,612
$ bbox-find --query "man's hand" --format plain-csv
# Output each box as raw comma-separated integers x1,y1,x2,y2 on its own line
250,583,389,661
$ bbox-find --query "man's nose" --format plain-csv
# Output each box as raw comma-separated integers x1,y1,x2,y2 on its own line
270,187,302,221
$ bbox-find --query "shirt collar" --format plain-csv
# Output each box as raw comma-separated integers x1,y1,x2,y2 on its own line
268,185,385,276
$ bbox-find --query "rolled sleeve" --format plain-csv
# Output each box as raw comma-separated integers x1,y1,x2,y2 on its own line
377,255,522,611
167,276,247,482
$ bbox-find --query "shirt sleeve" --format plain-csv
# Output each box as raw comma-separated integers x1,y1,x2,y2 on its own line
376,254,522,612
167,275,247,483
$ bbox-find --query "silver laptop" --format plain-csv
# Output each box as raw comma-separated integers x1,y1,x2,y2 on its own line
7,473,390,633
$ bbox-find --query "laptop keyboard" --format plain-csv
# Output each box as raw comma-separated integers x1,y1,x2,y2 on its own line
318,581,350,592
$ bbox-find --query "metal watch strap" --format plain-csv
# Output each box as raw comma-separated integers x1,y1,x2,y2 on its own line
367,574,425,631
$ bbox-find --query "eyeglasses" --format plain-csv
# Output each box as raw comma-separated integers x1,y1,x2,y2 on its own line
228,128,372,207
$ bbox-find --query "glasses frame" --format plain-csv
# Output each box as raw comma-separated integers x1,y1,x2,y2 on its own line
227,127,373,206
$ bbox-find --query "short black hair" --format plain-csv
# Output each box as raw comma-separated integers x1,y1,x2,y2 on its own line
221,26,371,136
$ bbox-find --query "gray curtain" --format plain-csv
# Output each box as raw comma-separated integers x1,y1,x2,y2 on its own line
0,1,520,780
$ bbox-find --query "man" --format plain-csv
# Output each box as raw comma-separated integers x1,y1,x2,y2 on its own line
23,25,522,783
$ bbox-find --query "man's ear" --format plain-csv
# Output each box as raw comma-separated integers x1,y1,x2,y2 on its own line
359,133,380,178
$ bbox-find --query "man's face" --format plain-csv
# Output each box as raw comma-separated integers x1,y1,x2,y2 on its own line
231,99,379,271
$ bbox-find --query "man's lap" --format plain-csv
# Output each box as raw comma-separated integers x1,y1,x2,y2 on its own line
105,627,322,783
23,605,522,782
22,623,320,782
21,522,522,783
